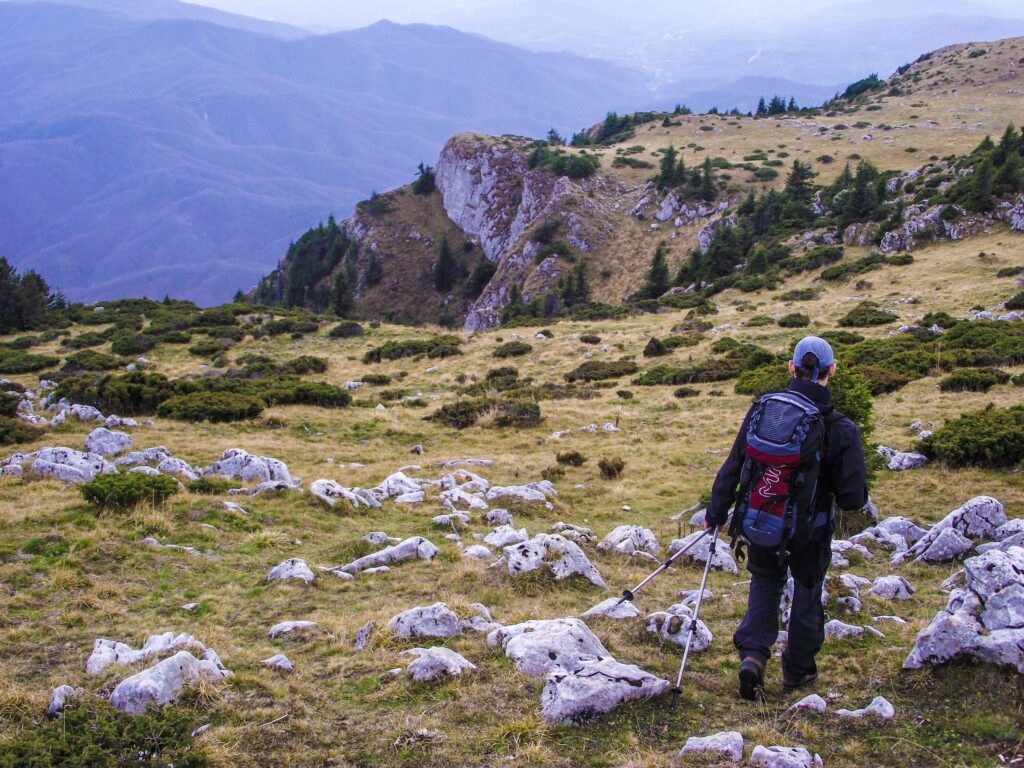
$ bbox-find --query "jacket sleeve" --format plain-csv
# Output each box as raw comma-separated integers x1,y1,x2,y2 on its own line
707,406,754,526
828,418,869,512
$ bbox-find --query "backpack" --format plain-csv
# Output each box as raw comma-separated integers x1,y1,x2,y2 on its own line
728,391,837,561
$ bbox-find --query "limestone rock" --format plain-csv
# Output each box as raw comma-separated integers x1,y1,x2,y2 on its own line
487,618,609,678
486,481,556,504
268,558,315,585
483,508,512,526
551,522,596,544
87,632,206,675
129,466,161,477
354,622,374,651
387,602,462,639
668,531,738,574
204,448,295,486
402,647,477,682
994,519,1024,541
894,497,1006,565
47,685,82,717
334,536,439,574
310,479,382,509
157,457,199,481
109,650,230,715
914,527,974,564
598,525,659,556
32,447,115,483
115,447,171,467
836,695,895,719
69,404,104,422
463,545,495,560
262,654,294,671
824,620,884,640
540,655,669,724
679,730,744,762
646,603,713,651
868,575,915,601
484,524,529,547
749,745,823,768
877,446,928,471
503,533,607,588
789,694,827,714
580,597,641,620
433,512,470,529
268,620,318,639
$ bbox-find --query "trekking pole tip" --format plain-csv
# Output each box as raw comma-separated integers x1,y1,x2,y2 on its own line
669,687,681,712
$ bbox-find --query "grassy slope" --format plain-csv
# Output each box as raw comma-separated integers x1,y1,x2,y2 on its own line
2,38,1024,768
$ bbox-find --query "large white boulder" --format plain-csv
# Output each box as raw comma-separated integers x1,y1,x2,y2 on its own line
487,618,609,678
868,575,915,601
749,745,823,768
84,428,132,457
268,558,315,585
109,650,231,714
115,447,171,467
203,448,295,486
87,632,206,675
157,457,199,481
484,524,528,548
540,655,669,724
894,497,1006,565
333,536,438,574
387,602,462,639
46,685,82,718
668,531,738,574
401,647,477,682
598,525,659,556
680,731,745,762
646,603,713,651
310,479,381,509
503,534,607,588
31,447,115,483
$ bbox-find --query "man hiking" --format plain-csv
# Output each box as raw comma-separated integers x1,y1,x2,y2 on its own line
705,336,871,700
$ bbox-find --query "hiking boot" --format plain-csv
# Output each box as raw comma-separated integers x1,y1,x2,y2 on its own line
738,657,765,701
782,670,818,693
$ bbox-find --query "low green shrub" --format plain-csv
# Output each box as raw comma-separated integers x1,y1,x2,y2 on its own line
938,368,1011,393
0,416,43,446
493,400,542,428
616,389,634,399
110,332,157,356
1006,291,1024,310
644,338,668,357
262,318,319,336
579,334,601,344
159,330,192,344
157,392,263,422
819,330,864,345
427,398,542,429
556,450,587,466
361,373,391,385
62,332,108,349
838,301,897,327
564,359,639,382
81,472,179,509
363,335,462,363
188,339,233,358
598,457,625,479
745,315,775,327
735,365,789,396
921,404,1024,468
853,365,912,395
673,386,700,399
778,312,811,328
62,350,123,372
281,355,328,375
187,476,236,495
329,321,365,338
493,341,533,358
664,334,702,349
0,350,58,374
541,464,565,481
921,311,958,329
780,288,819,301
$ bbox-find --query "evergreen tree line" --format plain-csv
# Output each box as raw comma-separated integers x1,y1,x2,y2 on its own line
501,260,593,324
656,146,719,202
941,124,1024,213
0,257,63,334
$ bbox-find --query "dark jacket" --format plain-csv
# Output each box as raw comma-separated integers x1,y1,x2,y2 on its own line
707,377,868,529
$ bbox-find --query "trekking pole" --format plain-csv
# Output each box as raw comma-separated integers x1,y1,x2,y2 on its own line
617,527,712,605
669,525,719,712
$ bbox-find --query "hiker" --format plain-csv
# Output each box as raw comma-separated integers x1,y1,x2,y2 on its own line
705,336,873,700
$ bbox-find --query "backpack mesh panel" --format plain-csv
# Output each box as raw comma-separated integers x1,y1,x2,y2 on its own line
757,399,804,444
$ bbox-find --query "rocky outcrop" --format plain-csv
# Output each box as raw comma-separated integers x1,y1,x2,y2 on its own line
401,647,476,682
486,618,608,678
539,655,668,724
109,650,231,714
387,603,462,640
503,533,607,588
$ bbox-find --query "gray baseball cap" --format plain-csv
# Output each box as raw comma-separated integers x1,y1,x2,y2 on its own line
792,336,835,380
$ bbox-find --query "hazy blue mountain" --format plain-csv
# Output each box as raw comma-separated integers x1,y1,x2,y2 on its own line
0,3,647,304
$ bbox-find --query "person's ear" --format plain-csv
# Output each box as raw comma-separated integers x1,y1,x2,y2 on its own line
788,361,797,377
824,363,837,382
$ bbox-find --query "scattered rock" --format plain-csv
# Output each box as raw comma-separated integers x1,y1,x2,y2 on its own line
836,695,895,719
310,479,382,509
749,745,823,768
877,445,929,471
581,597,640,620
679,730,744,762
115,447,171,467
463,545,495,560
47,685,82,718
598,525,659,556
503,534,607,588
109,650,231,714
668,531,738,574
204,448,295,486
31,447,115,483
87,632,206,675
868,575,915,600
433,512,470,529
402,647,477,682
83,427,134,457
551,522,596,544
387,603,462,640
333,536,439,575
646,603,713,651
894,497,1006,565
353,622,374,652
262,654,294,672
540,655,669,724
487,618,609,678
484,524,529,547
824,620,884,640
268,558,315,585
912,527,974,564
268,620,318,639
789,694,827,714
483,508,512,526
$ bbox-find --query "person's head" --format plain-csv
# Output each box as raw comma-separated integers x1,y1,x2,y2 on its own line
789,336,836,385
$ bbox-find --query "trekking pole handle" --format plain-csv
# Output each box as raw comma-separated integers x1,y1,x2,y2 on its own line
616,527,713,605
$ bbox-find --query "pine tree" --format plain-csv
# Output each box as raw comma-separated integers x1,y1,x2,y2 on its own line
966,157,996,212
658,145,680,188
640,244,670,299
365,253,383,287
329,271,353,317
433,237,456,291
994,149,1023,196
699,157,716,202
547,128,564,145
756,97,767,117
787,97,798,113
412,163,436,195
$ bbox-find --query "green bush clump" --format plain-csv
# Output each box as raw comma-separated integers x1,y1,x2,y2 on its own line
363,335,462,363
564,359,639,382
819,330,865,345
487,366,519,381
361,373,391,385
1006,292,1024,310
541,464,565,481
778,312,811,328
598,457,625,479
673,386,700,399
854,365,912,395
0,702,213,767
493,341,533,358
63,331,108,349
81,472,179,509
556,450,587,466
745,315,775,327
782,246,845,275
996,266,1024,278
109,332,157,356
579,334,601,344
735,365,789,396
658,294,716,313
493,399,542,428
160,330,191,343
644,337,668,357
921,311,959,329
62,350,123,372
0,350,58,374
187,476,236,495
942,321,1024,364
194,307,238,327
838,301,897,327
55,372,177,415
157,392,263,422
281,355,328,375
664,334,702,349
428,398,541,429
329,321,365,338
938,368,1011,393
780,288,819,302
188,339,233,358
263,318,319,336
634,357,743,386
1,398,43,445
616,389,634,399
922,404,1024,468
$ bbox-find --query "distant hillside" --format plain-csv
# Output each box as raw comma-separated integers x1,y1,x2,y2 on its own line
0,2,647,305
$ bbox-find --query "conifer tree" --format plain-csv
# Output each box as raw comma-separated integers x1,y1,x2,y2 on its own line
640,244,670,299
329,271,353,317
966,157,995,212
365,252,383,287
433,237,456,291
699,157,716,202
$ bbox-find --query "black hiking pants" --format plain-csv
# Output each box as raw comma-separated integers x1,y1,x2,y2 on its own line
733,527,832,678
